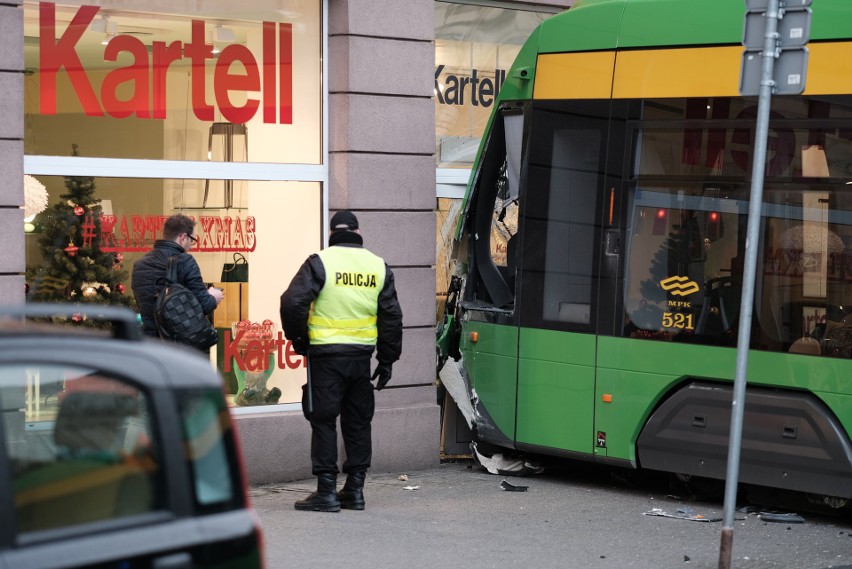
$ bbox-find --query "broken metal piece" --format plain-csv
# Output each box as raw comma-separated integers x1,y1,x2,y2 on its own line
758,512,805,524
642,508,721,522
500,480,528,492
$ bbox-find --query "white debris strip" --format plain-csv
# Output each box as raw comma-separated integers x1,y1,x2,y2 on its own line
438,358,476,429
472,442,544,476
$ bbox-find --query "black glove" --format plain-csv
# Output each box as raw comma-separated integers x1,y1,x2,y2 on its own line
371,362,393,391
291,337,308,356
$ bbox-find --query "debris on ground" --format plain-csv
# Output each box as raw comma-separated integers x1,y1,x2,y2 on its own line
471,441,544,476
398,474,409,481
737,506,805,524
758,512,805,524
500,480,528,492
642,507,722,522
403,485,420,491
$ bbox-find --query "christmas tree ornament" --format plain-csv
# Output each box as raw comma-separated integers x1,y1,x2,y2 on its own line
64,240,79,257
115,253,124,263
117,283,126,294
82,286,97,298
73,205,85,216
71,313,86,323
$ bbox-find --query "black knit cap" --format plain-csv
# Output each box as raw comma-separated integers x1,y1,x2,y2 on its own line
330,210,359,232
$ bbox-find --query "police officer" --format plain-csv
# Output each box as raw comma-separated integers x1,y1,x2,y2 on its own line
280,210,403,512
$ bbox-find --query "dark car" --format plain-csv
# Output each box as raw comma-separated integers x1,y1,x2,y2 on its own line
0,304,264,569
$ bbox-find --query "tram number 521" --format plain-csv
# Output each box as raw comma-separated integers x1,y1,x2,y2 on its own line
662,312,695,330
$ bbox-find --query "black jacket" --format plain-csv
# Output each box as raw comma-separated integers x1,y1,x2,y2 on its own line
280,242,403,363
131,240,217,337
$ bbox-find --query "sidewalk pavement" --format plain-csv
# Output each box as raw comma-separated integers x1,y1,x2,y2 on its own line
250,460,852,569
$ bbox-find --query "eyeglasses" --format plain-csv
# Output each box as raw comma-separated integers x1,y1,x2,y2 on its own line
186,233,198,244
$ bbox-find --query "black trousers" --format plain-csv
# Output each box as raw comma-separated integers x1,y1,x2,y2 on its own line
303,354,375,476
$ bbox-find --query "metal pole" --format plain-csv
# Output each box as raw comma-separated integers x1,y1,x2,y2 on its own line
718,1,780,567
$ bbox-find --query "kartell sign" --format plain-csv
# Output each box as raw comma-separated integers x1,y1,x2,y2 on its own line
38,2,293,124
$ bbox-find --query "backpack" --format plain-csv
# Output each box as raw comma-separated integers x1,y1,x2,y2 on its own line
154,255,219,350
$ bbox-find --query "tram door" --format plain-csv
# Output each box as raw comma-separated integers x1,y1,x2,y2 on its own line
514,102,612,455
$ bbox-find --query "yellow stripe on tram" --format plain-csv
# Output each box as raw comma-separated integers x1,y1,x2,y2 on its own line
804,42,852,95
612,46,742,99
533,42,852,100
534,52,615,100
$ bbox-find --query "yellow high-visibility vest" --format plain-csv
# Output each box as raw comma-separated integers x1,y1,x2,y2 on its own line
308,246,386,345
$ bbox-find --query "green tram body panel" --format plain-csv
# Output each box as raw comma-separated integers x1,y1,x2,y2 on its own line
459,321,519,441
517,328,595,455
461,324,852,470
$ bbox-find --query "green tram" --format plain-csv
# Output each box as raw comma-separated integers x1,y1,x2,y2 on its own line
436,0,852,506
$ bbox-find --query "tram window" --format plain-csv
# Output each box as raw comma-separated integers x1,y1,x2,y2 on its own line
623,94,852,354
757,189,852,357
520,99,608,331
491,114,523,297
468,110,522,308
623,182,852,357
623,184,743,345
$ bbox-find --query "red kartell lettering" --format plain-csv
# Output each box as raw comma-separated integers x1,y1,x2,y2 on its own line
38,2,294,124
40,3,102,116
215,44,260,124
223,331,306,372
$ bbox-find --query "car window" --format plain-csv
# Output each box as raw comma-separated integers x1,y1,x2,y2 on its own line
176,388,238,511
0,365,162,533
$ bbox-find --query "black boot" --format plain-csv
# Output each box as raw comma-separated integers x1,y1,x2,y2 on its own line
294,473,340,512
338,471,366,510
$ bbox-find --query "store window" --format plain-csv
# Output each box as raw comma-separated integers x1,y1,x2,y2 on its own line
435,3,548,170
24,174,320,406
23,1,325,410
434,2,551,309
24,1,321,164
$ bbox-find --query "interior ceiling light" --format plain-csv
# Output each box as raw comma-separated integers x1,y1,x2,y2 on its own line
213,25,236,43
90,15,117,35
92,15,118,45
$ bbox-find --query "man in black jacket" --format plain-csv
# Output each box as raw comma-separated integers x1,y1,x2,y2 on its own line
131,214,224,343
280,210,403,512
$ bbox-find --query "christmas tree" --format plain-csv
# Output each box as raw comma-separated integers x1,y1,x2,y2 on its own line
26,145,135,313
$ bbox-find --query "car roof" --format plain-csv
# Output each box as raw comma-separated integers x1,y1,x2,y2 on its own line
0,304,222,390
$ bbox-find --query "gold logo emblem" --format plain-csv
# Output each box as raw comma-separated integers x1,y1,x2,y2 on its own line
660,276,699,296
